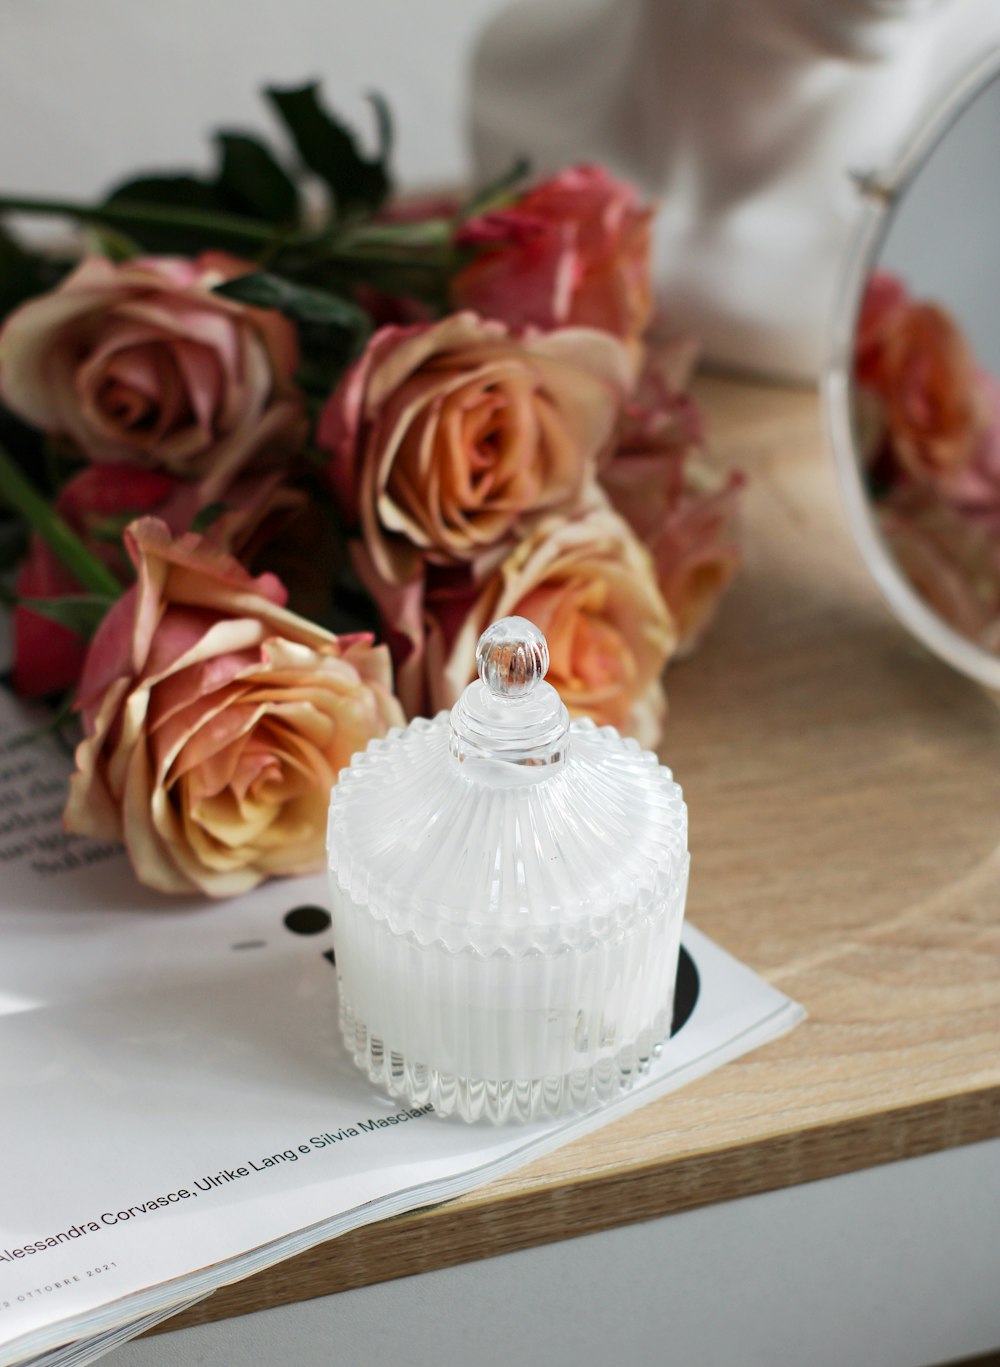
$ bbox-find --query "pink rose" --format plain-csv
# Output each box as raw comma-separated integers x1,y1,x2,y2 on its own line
0,253,306,497
401,495,676,745
600,341,742,655
879,487,1000,647
318,312,633,584
64,518,403,897
451,166,654,342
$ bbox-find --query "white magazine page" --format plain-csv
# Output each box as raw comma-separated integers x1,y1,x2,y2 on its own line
0,691,803,1365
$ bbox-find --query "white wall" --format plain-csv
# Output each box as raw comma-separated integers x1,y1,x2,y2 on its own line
0,0,507,200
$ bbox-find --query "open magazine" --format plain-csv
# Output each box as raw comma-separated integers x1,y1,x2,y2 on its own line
0,690,805,1367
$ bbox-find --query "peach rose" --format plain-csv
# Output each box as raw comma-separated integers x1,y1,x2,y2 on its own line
879,487,1000,647
855,281,986,487
437,495,676,746
318,312,632,583
451,166,654,343
65,518,403,897
0,254,306,498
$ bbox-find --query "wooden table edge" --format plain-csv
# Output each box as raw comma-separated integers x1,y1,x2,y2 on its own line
150,1083,1000,1335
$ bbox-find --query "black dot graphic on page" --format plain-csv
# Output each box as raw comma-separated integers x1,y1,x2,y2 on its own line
670,947,699,1037
283,905,332,936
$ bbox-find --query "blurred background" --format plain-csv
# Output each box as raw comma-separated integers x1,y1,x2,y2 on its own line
3,0,999,375
0,0,505,199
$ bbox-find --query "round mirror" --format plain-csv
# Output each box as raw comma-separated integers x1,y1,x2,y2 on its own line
826,47,1000,692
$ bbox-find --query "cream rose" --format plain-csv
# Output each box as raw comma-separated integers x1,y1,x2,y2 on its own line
65,518,403,897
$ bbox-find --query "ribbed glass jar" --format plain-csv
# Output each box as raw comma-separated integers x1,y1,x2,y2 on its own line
327,618,689,1123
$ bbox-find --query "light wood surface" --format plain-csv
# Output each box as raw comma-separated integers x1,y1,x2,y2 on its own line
155,375,1000,1334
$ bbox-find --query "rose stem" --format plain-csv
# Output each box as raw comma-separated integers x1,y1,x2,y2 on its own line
0,443,121,597
0,195,278,247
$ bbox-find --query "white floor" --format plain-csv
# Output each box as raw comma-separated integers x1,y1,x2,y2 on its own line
103,1137,1000,1367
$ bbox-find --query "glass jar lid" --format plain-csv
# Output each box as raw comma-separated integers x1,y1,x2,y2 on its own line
327,617,688,955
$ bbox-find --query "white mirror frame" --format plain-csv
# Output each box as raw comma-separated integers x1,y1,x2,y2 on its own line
824,44,1000,693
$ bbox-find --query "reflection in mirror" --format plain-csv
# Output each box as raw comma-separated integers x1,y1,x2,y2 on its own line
848,66,1000,667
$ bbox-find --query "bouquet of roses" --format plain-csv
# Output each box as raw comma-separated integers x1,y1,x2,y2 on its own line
0,83,743,899
855,271,1000,650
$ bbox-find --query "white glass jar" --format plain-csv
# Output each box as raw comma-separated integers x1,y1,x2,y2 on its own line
327,617,689,1123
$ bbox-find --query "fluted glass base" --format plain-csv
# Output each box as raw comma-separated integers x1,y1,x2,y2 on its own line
339,991,672,1124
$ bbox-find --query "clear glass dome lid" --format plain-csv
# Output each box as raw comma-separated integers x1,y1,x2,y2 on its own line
327,618,688,952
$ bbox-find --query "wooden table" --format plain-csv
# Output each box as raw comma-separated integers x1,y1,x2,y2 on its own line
152,375,1000,1338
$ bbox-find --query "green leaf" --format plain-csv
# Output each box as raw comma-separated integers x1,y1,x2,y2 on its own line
214,271,372,336
309,256,450,310
101,137,300,251
214,273,370,391
0,409,49,497
0,441,122,598
458,157,532,222
191,501,229,533
85,511,139,545
83,225,141,261
295,355,353,403
265,83,392,218
215,132,299,225
368,91,394,177
20,594,117,639
100,176,275,255
106,173,230,213
0,224,51,317
0,515,27,572
332,219,451,250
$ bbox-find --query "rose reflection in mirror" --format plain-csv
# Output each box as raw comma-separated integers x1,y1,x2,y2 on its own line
835,56,1000,682
852,271,1000,654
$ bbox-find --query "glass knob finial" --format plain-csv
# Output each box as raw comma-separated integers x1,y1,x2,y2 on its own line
452,617,567,765
476,617,549,699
